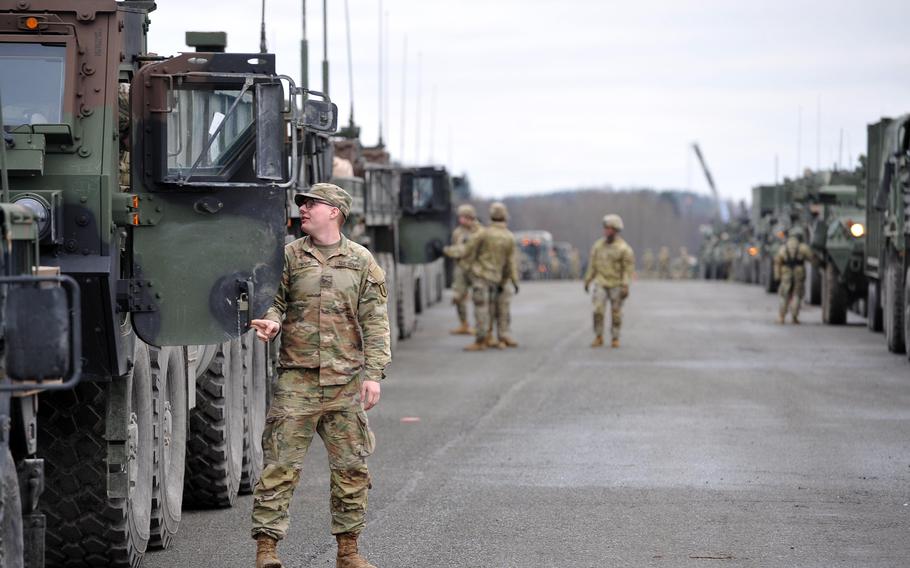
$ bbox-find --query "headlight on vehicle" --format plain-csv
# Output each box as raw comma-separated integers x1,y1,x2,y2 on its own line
849,222,865,238
11,195,51,240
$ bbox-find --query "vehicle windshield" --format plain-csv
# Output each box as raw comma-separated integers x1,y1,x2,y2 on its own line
0,43,66,126
409,176,435,209
166,87,254,178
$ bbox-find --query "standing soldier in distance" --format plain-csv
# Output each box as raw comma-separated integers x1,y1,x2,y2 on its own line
774,227,815,324
249,183,391,568
584,214,636,348
642,248,655,278
657,246,672,279
461,202,520,351
443,203,482,335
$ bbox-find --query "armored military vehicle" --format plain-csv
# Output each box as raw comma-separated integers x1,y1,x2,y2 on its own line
0,1,337,565
864,115,910,352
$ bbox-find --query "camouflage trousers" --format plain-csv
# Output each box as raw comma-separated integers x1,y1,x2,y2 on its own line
778,274,806,319
453,266,471,323
473,280,512,341
592,285,624,340
251,368,375,540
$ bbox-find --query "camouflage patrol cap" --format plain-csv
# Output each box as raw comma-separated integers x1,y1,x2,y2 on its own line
489,201,509,221
603,214,624,231
294,183,352,218
457,203,477,218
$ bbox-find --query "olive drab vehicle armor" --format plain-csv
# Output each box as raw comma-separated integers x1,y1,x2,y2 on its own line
0,1,337,566
865,115,910,354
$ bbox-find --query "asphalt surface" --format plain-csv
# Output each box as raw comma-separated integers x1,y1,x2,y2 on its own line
143,280,910,568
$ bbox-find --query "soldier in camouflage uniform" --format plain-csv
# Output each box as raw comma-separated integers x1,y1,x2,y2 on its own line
250,183,390,568
443,204,481,335
657,246,672,279
642,248,655,278
774,227,815,324
460,202,520,351
584,214,636,348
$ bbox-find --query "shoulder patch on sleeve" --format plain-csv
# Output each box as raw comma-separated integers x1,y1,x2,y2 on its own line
367,262,388,298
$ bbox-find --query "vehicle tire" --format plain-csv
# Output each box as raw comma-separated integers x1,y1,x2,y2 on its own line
40,341,154,567
904,271,910,359
822,263,848,325
0,447,24,568
184,338,244,508
148,346,187,549
807,262,822,306
240,333,266,494
763,257,777,293
884,257,906,353
867,280,884,332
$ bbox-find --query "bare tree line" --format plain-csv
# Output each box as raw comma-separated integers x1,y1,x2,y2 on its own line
468,188,715,267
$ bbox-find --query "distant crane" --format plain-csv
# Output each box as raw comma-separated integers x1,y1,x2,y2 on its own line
691,142,727,222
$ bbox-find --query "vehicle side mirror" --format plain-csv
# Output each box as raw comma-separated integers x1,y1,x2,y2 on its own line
303,98,338,133
255,82,285,181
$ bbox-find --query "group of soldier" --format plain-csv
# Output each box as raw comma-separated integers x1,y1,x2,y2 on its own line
445,208,638,351
641,246,695,279
444,202,521,351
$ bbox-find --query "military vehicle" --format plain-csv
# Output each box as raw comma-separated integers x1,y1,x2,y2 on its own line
553,241,581,279
331,138,451,346
0,1,337,565
808,170,867,325
0,94,83,567
864,115,910,353
514,230,554,280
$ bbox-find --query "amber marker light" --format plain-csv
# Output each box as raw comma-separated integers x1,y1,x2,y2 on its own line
850,223,865,238
132,214,140,226
24,17,40,30
748,246,759,257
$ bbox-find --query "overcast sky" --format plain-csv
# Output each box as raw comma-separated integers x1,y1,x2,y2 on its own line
150,0,910,201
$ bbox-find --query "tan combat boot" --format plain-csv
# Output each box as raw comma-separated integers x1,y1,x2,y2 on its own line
777,313,786,325
590,335,604,348
336,533,377,568
463,340,487,352
449,320,472,335
611,338,620,348
499,336,518,348
486,334,504,349
255,535,283,568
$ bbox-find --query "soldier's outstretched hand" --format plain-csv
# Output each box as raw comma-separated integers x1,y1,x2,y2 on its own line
360,380,381,410
251,319,280,342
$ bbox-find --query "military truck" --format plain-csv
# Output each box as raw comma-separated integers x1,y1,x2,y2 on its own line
514,230,554,280
0,96,83,567
332,138,451,345
808,170,867,325
864,115,910,353
0,1,337,565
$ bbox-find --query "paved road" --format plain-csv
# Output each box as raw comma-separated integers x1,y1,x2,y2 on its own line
144,280,910,568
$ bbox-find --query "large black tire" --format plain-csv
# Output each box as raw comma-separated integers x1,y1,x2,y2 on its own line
40,341,154,567
149,346,187,549
0,447,23,568
240,333,267,494
884,257,906,353
807,262,822,306
822,263,848,325
763,257,779,293
184,338,244,508
904,272,910,359
867,280,884,332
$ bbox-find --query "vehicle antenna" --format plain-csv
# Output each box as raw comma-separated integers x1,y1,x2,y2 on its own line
399,35,407,162
378,0,383,146
259,0,267,53
415,51,422,163
301,0,308,90
322,0,329,97
344,0,355,129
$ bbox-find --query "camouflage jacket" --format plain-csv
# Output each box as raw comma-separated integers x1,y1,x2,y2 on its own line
444,222,481,271
461,221,518,286
773,238,814,282
585,236,635,289
263,235,391,385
